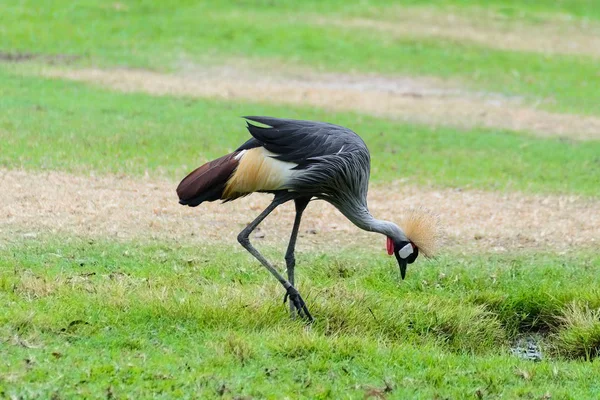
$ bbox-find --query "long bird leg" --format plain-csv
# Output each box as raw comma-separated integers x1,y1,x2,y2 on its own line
237,193,314,322
283,197,311,317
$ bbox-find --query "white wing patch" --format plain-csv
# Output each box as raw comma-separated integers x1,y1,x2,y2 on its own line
234,149,247,160
223,147,298,198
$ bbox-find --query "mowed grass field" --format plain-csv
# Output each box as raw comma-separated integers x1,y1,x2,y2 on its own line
1,1,600,398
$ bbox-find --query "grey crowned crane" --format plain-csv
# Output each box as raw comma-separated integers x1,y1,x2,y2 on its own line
177,116,437,322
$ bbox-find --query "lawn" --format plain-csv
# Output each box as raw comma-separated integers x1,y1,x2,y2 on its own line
1,0,600,398
2,238,600,398
1,66,599,195
2,1,600,115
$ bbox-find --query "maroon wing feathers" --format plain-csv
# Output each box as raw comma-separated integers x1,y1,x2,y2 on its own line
176,152,240,206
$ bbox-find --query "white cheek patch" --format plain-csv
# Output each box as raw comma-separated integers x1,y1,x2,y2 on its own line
399,243,414,259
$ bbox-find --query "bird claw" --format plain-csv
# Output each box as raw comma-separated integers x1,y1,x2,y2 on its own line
283,286,313,323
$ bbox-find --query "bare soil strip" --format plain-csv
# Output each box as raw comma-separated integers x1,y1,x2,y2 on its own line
317,9,600,58
2,169,598,253
42,67,600,140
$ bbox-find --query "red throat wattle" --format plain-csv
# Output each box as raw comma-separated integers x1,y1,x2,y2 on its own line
386,237,394,255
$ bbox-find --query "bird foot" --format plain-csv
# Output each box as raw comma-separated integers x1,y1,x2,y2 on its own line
283,286,313,323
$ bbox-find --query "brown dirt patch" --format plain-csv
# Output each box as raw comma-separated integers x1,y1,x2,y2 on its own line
316,9,600,58
42,67,600,140
1,169,598,253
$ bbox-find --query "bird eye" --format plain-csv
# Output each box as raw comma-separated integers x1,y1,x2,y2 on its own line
398,243,414,259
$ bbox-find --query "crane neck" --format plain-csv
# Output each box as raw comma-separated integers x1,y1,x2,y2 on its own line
338,203,408,242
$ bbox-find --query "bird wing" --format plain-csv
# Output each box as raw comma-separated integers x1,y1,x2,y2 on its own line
240,116,366,167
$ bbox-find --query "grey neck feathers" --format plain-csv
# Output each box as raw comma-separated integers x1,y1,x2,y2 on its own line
338,204,408,242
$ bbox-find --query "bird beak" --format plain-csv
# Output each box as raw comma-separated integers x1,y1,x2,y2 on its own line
395,252,408,280
399,259,407,280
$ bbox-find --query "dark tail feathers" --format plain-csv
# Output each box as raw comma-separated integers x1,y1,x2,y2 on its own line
177,152,239,207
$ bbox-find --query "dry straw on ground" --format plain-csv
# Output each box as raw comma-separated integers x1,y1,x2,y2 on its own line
42,66,600,141
317,10,600,58
1,169,598,253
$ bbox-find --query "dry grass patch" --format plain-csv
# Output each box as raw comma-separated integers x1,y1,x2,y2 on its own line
316,8,600,58
1,169,598,252
41,66,600,140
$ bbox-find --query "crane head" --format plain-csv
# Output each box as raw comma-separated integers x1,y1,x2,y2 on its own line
385,209,439,279
387,237,418,279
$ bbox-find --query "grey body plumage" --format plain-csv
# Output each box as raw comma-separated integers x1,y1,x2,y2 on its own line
243,117,370,199
242,117,408,242
177,116,418,322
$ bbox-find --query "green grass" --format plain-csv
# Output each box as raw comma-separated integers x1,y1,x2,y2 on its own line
1,66,599,195
1,237,600,398
2,1,600,397
244,0,600,21
405,0,600,20
2,1,600,115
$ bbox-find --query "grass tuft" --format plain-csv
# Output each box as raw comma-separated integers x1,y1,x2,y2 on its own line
225,334,254,366
554,302,600,360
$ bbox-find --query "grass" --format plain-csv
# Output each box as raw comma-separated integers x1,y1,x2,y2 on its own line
3,1,600,397
1,66,599,195
556,304,600,360
1,237,600,398
406,0,600,20
2,1,600,115
233,0,600,21
367,0,600,20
